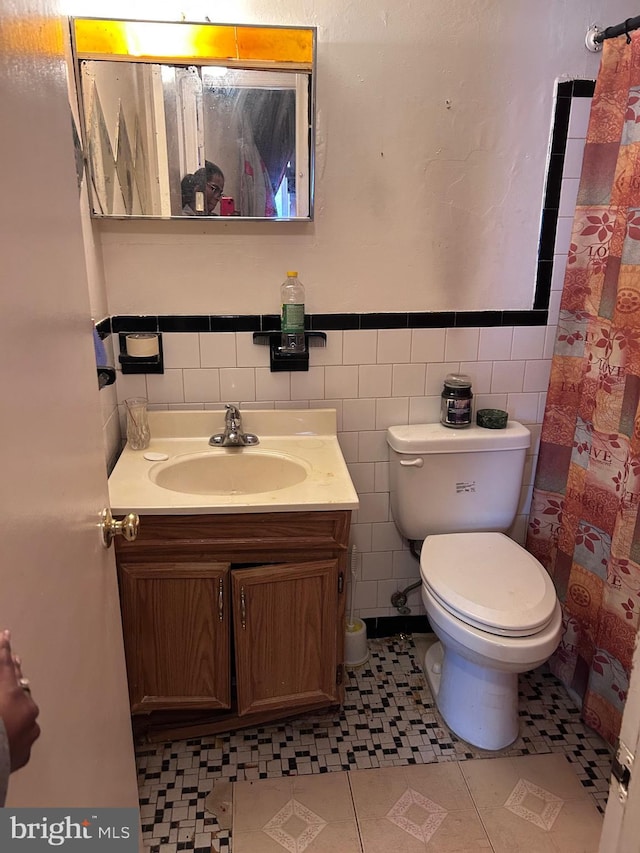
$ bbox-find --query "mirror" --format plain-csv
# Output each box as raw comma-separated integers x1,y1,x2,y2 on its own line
70,18,316,220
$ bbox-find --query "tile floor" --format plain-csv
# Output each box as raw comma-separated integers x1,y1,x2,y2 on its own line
136,635,614,852
233,754,603,852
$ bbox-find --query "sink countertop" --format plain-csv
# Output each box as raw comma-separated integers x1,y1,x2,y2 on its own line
108,409,360,515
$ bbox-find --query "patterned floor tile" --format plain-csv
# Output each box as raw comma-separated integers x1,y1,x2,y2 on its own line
385,787,448,842
503,778,564,830
137,635,613,850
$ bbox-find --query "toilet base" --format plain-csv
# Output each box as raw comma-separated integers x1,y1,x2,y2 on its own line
424,640,443,698
424,641,519,751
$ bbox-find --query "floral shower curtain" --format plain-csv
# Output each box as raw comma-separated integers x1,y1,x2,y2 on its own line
527,32,640,747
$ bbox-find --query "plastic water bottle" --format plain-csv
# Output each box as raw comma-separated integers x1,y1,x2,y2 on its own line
281,271,305,352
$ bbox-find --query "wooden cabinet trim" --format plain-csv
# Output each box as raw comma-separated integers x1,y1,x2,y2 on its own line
115,510,351,560
119,561,230,578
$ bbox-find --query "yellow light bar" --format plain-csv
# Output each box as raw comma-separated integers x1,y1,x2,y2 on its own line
72,18,313,68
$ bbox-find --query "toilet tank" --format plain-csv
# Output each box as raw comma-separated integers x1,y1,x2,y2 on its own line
386,421,531,541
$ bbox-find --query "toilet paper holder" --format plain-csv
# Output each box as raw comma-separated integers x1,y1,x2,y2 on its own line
118,332,164,374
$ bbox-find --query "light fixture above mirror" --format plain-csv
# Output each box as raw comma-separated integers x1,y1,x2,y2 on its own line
70,18,316,221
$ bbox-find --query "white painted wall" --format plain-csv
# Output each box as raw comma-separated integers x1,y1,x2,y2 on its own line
63,0,629,315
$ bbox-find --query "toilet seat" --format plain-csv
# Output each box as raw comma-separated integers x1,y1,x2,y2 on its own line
420,532,557,638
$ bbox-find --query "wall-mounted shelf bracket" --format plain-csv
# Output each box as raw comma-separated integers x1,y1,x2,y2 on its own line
97,366,116,389
118,332,164,374
253,331,327,372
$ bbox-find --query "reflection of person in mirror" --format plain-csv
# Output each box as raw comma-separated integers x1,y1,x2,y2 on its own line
181,161,225,216
0,630,40,806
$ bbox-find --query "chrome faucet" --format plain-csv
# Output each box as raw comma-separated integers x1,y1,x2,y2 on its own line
209,404,259,446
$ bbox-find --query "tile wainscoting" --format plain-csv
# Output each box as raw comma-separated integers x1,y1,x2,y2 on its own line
100,316,553,620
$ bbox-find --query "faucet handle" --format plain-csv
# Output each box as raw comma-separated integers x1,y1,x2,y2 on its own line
225,403,240,421
209,403,259,446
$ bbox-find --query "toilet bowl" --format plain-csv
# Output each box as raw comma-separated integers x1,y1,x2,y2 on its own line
420,531,562,750
386,421,562,751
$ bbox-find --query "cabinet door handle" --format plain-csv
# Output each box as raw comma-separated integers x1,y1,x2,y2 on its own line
218,577,224,622
240,586,247,630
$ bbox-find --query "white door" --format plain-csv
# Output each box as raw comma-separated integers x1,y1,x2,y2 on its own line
599,637,640,852
0,1,137,806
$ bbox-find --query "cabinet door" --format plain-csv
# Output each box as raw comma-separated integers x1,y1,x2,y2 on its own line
118,561,231,713
233,559,340,716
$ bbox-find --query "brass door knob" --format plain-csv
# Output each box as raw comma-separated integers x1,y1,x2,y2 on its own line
100,508,140,548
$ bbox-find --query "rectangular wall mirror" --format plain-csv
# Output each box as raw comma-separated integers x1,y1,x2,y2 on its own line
70,18,316,221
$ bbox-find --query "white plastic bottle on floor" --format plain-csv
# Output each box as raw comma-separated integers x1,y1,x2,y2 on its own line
280,271,305,352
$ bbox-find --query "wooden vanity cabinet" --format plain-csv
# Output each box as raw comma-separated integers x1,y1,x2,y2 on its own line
117,560,231,713
114,510,350,741
232,559,341,717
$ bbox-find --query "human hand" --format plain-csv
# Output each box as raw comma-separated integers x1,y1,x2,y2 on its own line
0,630,40,772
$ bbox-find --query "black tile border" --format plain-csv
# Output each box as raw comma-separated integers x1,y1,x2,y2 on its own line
408,312,455,328
360,312,409,329
311,313,359,330
112,315,160,333
533,78,596,310
503,309,548,326
159,316,210,332
572,79,596,98
363,614,430,638
108,309,548,333
95,317,111,339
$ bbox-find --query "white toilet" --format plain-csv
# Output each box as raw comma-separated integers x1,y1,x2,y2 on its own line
386,420,562,751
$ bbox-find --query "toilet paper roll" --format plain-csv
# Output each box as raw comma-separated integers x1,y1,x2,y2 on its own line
126,333,159,357
344,618,369,667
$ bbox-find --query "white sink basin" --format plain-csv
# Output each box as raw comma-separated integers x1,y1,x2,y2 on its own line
108,409,360,515
150,450,308,495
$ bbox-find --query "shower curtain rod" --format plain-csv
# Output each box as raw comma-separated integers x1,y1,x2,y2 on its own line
592,15,640,45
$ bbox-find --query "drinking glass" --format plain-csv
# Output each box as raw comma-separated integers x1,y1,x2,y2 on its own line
125,397,151,450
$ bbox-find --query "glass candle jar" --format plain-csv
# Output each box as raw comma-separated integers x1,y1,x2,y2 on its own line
440,373,473,428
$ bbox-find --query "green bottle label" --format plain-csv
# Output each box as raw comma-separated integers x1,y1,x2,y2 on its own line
282,303,304,332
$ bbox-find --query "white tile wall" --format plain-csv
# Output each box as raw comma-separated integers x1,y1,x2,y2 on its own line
478,327,513,361
567,95,591,138
103,95,592,620
410,328,445,362
111,324,550,617
511,326,546,360
359,364,392,397
444,327,480,362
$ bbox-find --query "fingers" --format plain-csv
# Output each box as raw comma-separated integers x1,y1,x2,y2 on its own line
12,655,23,680
9,711,41,773
0,632,30,692
0,629,40,772
0,630,18,687
0,630,12,658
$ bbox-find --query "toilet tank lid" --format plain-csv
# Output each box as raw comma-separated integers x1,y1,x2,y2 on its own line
386,421,530,454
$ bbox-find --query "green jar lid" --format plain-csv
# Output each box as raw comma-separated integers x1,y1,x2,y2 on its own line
476,408,508,429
